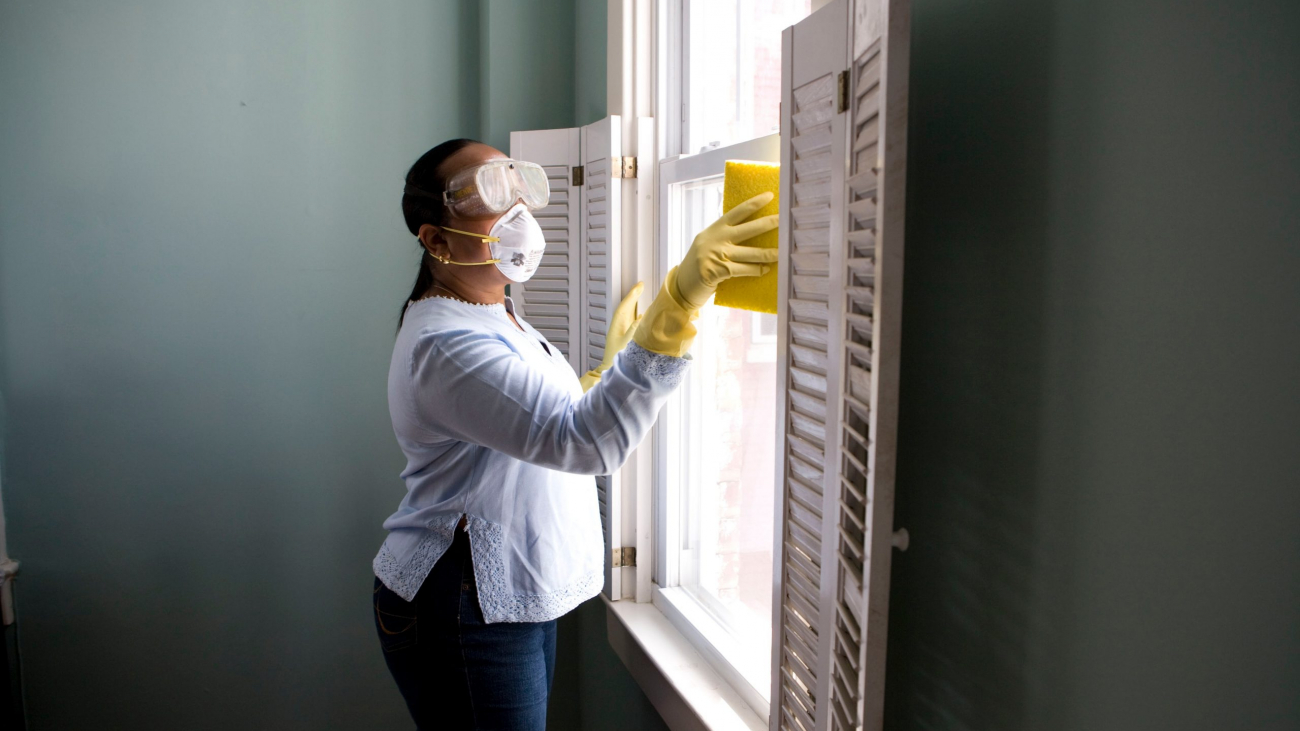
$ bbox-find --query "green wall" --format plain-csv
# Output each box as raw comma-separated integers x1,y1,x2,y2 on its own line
574,0,609,127
478,0,578,151
885,0,1299,729
0,0,582,728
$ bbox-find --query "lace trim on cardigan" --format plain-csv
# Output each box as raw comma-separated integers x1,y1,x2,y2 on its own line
409,294,506,310
371,514,462,602
622,341,691,389
373,515,603,621
466,515,603,623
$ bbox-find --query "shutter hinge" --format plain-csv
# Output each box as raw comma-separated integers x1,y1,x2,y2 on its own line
572,165,585,186
837,69,850,114
611,546,637,567
612,156,638,179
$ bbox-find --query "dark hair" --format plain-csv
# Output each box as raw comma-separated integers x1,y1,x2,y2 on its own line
398,138,481,329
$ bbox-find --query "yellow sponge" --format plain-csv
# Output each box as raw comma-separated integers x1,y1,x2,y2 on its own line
714,160,780,314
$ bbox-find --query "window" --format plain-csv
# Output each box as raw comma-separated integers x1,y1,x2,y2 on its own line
649,0,817,719
654,138,781,711
601,0,913,727
679,303,778,631
655,138,781,715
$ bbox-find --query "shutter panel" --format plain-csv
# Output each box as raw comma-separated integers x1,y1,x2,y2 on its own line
509,128,583,372
771,3,849,731
770,0,912,729
512,118,637,602
579,115,625,600
833,1,911,729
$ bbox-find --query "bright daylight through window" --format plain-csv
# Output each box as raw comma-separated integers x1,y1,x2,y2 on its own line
672,175,778,655
686,0,812,153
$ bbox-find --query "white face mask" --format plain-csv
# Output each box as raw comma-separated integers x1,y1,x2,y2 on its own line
487,203,547,283
430,203,548,283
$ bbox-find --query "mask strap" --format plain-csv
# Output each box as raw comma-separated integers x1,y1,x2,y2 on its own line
438,226,501,244
428,226,502,266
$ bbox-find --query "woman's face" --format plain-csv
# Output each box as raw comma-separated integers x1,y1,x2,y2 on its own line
420,143,517,286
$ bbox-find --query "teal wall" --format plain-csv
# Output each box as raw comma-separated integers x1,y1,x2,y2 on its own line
0,0,583,728
885,0,1299,729
574,0,609,127
478,0,578,151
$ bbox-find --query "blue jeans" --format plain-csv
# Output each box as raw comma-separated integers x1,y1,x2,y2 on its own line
373,527,557,730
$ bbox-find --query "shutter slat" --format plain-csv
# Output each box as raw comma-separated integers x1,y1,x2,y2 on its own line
793,227,831,252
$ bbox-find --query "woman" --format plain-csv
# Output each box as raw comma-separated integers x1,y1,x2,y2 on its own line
372,138,777,730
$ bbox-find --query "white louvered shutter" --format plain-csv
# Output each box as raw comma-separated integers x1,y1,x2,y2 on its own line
512,118,639,601
770,0,911,730
771,4,848,729
578,115,626,600
509,128,583,371
831,1,910,728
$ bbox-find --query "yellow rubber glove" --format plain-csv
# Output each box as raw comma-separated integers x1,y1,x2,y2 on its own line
631,192,779,358
673,191,780,310
631,266,700,358
579,281,646,393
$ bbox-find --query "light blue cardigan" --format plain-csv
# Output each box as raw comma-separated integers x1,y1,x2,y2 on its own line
373,294,689,622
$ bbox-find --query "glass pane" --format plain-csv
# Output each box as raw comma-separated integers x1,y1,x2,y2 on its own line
686,0,813,153
670,176,778,662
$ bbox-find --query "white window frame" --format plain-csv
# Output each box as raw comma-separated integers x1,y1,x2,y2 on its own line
604,1,907,729
602,1,811,728
603,4,766,725
653,133,781,721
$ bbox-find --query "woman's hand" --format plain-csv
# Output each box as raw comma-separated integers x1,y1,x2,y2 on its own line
673,191,780,310
604,281,645,364
627,193,779,358
579,282,645,392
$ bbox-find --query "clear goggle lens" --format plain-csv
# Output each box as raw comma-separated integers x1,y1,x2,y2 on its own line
443,159,550,217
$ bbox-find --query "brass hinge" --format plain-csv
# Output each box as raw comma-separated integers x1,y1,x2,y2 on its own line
611,546,637,567
837,69,850,113
572,165,585,186
612,156,638,179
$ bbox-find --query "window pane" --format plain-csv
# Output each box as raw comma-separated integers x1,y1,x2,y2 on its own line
670,176,778,661
686,0,813,153
684,305,778,637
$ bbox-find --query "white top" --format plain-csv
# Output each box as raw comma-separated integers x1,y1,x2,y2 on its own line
373,294,689,622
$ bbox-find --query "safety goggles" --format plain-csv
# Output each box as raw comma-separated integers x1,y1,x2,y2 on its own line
440,159,550,218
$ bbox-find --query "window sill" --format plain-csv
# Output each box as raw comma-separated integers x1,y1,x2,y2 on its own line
652,586,770,719
604,597,766,731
